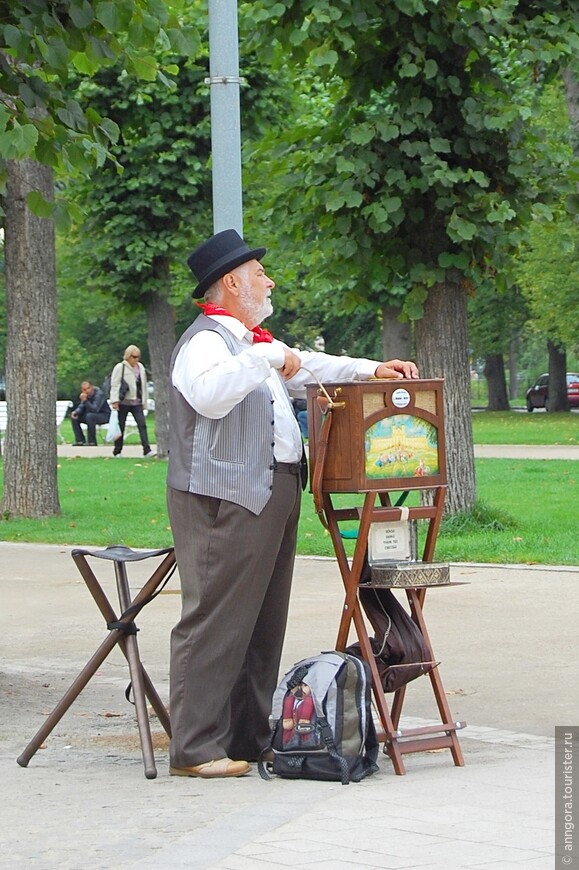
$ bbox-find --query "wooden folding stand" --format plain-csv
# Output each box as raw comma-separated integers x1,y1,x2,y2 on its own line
307,377,466,775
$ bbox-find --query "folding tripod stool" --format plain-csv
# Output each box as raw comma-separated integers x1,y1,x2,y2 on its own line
17,545,176,779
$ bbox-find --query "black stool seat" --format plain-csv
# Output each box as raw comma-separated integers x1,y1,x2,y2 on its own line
72,545,174,563
17,544,176,779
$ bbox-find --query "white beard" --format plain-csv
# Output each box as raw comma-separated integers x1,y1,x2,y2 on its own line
238,285,273,326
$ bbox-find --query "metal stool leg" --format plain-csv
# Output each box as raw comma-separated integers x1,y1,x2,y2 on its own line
114,561,157,779
140,670,171,736
17,629,125,769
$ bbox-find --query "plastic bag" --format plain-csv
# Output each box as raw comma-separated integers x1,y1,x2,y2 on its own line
105,409,122,442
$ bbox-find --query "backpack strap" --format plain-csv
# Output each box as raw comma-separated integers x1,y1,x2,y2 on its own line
286,664,311,690
318,717,350,785
257,745,274,781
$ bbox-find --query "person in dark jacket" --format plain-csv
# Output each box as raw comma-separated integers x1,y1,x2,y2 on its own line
71,381,110,445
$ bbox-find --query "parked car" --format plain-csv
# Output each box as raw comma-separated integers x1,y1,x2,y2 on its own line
526,372,579,411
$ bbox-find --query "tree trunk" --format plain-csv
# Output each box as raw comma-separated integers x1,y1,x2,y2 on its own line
508,333,518,401
415,281,476,515
1,159,60,517
547,339,568,411
382,305,412,359
484,353,510,410
145,258,176,460
562,67,579,156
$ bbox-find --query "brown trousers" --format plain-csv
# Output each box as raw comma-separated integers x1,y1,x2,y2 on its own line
167,470,301,766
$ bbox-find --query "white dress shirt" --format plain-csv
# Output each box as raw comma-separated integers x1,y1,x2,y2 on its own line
172,314,380,464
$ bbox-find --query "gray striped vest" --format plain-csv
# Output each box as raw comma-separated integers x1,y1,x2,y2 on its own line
167,315,276,515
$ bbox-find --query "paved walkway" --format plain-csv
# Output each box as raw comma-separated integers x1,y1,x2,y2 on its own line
56,442,579,461
1,543,576,869
473,444,579,460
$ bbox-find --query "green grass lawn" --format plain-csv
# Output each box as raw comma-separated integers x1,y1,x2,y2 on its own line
472,410,579,445
437,458,579,564
1,411,578,565
1,453,578,565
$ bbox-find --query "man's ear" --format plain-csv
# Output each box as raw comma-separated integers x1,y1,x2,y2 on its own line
222,271,240,297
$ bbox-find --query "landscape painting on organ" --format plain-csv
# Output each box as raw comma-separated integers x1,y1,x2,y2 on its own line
366,414,439,481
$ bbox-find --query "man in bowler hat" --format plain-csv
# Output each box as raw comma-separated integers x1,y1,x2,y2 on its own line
167,229,418,778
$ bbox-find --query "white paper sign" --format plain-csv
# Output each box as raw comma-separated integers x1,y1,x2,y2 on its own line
368,521,414,564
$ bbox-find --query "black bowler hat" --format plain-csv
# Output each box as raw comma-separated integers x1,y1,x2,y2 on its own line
187,229,267,299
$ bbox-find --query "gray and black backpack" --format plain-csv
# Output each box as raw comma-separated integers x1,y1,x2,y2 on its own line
259,651,379,785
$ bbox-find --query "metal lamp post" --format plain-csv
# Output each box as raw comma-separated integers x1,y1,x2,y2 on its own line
206,0,244,235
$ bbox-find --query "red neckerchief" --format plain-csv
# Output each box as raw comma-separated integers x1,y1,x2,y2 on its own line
196,301,274,344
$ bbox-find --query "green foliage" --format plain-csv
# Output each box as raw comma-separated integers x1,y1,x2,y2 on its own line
468,78,575,361
242,0,578,323
62,58,213,303
9,5,297,386
0,0,200,199
467,282,529,358
516,212,579,352
61,42,294,307
0,255,5,374
56,246,151,397
510,77,579,352
56,335,93,398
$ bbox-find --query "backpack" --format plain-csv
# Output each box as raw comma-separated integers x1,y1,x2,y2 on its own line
258,651,379,785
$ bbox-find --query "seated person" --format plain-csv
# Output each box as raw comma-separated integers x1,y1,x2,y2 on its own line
71,381,111,445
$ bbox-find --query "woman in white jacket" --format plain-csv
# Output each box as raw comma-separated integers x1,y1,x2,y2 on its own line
109,345,153,457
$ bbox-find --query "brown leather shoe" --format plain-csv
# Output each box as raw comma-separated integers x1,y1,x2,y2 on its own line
169,757,250,779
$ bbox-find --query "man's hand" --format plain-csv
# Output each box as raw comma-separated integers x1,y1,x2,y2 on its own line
374,359,419,380
278,348,302,381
